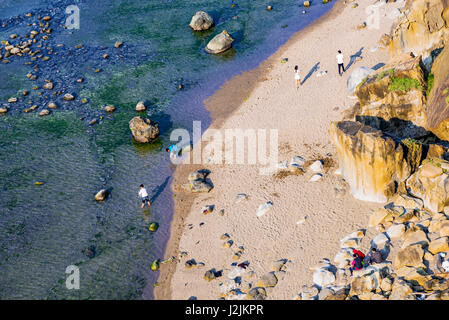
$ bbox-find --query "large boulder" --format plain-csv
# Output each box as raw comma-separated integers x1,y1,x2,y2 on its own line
394,244,425,269
129,116,160,143
428,237,449,254
389,278,415,300
347,66,375,98
189,11,214,31
406,158,449,213
205,30,234,54
329,121,411,202
312,266,335,288
350,54,427,132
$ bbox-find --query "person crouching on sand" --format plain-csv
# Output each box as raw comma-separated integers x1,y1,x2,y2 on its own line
166,144,179,161
294,65,301,89
139,184,151,209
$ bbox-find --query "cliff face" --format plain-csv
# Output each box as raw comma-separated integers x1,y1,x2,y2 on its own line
388,0,449,67
329,121,411,202
427,45,449,140
351,54,428,130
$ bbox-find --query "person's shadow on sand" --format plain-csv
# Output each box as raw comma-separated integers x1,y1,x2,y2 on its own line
301,62,320,85
150,176,171,204
346,47,364,71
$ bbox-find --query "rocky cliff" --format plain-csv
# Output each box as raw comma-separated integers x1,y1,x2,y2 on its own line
331,0,449,207
387,0,449,69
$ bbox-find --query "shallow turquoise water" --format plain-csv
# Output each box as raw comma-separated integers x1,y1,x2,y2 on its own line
0,0,335,299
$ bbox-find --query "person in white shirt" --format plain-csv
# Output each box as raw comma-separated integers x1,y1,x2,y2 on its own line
336,50,345,76
138,184,150,208
294,65,301,89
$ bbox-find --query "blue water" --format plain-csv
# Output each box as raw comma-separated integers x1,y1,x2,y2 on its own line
0,0,336,299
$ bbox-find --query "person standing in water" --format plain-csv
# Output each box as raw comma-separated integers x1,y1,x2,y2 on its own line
336,50,345,76
294,65,301,89
138,184,151,209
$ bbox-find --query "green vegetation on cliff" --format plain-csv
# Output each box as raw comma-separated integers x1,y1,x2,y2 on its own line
388,76,423,93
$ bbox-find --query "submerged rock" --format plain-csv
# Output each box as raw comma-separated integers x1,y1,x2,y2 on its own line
205,30,234,54
129,116,160,143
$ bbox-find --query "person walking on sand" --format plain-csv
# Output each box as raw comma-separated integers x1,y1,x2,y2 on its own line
336,50,345,76
294,65,301,89
138,184,151,209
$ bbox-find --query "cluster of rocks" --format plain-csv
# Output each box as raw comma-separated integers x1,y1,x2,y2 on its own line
299,195,449,299
276,155,329,182
189,10,234,54
0,10,132,124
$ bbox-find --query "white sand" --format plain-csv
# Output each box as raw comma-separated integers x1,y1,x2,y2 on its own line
166,0,405,300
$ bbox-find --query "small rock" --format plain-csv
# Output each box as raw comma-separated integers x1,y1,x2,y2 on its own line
63,93,75,101
39,109,50,116
114,41,123,48
104,105,116,113
136,101,146,112
309,173,323,182
256,201,273,217
234,193,248,203
94,189,109,201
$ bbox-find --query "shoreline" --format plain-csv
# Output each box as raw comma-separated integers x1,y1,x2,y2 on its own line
153,0,346,300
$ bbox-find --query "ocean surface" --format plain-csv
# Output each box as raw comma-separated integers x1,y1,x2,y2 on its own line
0,0,335,299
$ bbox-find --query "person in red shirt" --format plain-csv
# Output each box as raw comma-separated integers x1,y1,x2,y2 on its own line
352,249,365,260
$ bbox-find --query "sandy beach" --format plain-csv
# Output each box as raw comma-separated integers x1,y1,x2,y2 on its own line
155,0,406,300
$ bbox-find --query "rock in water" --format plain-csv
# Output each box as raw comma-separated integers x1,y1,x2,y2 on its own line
189,11,214,31
205,30,234,54
129,116,160,143
136,101,146,112
63,93,75,101
104,105,116,113
346,67,374,98
150,260,160,271
256,201,273,217
94,189,109,201
39,109,50,116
